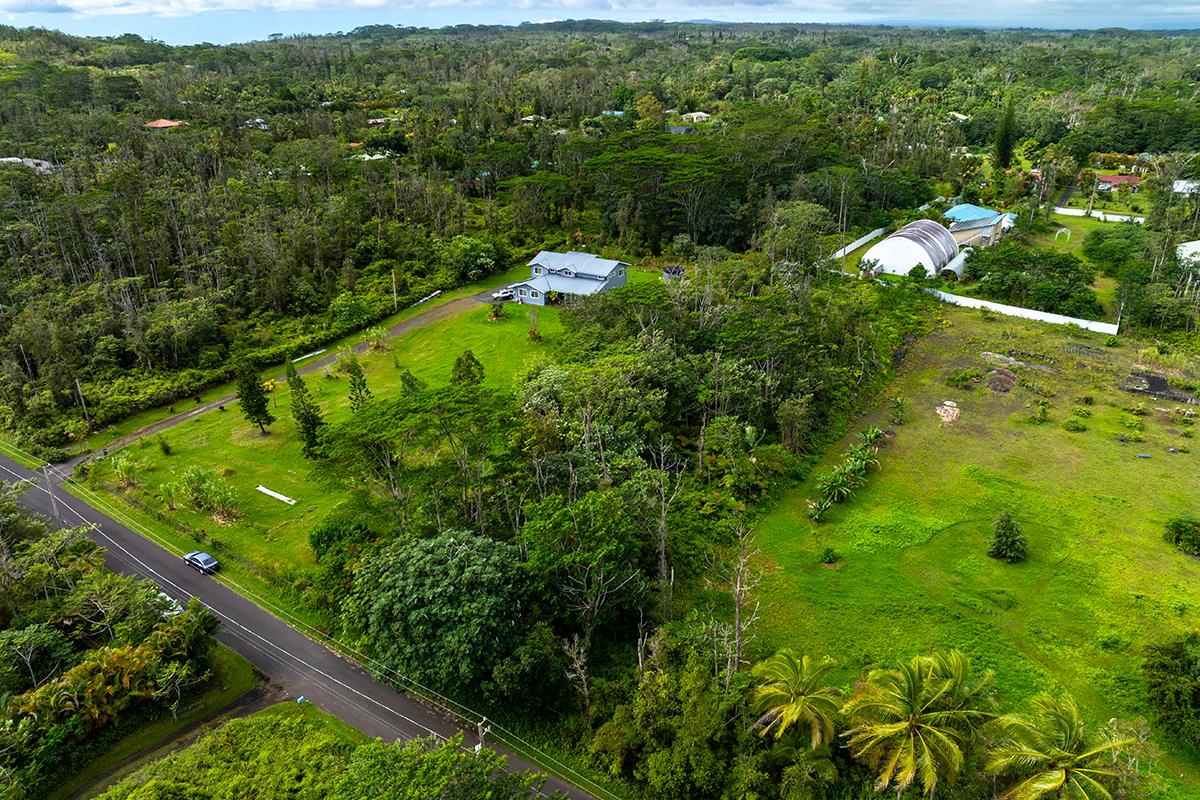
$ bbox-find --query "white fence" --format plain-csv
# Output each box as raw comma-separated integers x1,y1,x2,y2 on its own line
925,289,1119,335
1054,207,1144,224
829,227,887,260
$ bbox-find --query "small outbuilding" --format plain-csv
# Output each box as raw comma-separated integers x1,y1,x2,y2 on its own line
861,220,959,278
681,111,712,123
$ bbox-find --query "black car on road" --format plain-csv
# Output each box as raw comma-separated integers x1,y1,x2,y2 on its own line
184,550,219,574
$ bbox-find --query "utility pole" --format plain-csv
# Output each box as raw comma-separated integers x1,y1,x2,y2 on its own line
391,269,398,312
42,465,61,527
75,378,91,426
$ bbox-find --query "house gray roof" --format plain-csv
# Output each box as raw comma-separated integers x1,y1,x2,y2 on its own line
949,213,1006,234
513,274,610,296
527,250,628,279
666,125,696,135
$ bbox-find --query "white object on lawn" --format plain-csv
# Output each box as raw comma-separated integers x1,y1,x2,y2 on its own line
257,485,297,505
291,349,326,363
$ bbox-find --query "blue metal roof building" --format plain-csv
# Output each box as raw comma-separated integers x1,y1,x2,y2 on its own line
944,203,1001,223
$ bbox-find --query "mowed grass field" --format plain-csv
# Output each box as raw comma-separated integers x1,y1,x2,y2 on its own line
84,303,563,609
754,306,1200,794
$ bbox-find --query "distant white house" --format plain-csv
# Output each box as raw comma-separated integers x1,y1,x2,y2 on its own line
0,157,57,174
861,220,961,278
366,117,400,126
681,111,712,123
508,251,629,306
1173,179,1200,195
520,114,548,124
241,117,270,131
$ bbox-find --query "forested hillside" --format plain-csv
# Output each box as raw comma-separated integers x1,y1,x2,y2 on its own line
3,23,1200,453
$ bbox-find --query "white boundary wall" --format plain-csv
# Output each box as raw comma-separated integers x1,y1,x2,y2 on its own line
829,227,887,260
925,289,1119,334
1054,207,1144,224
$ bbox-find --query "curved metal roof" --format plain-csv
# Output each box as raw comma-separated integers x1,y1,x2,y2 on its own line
886,220,958,270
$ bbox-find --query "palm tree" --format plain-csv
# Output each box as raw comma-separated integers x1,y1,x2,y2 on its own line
751,651,842,748
987,693,1132,800
842,651,994,798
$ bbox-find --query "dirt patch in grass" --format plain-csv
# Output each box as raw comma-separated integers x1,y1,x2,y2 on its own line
1123,372,1198,404
988,368,1016,393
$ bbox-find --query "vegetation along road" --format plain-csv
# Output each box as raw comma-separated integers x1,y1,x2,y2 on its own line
0,449,598,800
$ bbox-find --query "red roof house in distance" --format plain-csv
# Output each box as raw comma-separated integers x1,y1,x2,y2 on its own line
1097,174,1140,191
143,119,188,129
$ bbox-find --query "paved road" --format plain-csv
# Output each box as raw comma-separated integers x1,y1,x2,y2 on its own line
73,290,495,467
0,453,594,800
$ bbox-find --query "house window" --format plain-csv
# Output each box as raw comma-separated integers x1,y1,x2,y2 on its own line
534,266,542,274
531,291,540,298
518,288,527,297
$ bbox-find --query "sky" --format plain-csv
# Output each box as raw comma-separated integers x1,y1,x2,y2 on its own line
1,0,1199,45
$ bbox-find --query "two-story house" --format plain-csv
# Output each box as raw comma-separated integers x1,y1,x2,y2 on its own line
508,251,629,306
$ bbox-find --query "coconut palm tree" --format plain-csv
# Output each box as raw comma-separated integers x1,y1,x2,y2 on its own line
751,651,842,748
842,651,994,798
987,693,1132,800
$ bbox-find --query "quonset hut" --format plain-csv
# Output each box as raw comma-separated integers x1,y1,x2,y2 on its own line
861,220,960,278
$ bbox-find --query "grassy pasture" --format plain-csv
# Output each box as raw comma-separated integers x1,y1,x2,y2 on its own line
84,303,563,615
753,306,1200,793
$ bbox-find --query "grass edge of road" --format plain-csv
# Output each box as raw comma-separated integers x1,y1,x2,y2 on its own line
0,441,631,800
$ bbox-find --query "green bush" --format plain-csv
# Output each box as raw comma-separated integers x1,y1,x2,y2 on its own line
988,510,1028,563
820,547,839,565
1144,633,1200,746
1164,513,1200,556
1062,417,1087,433
1105,335,1120,347
945,367,983,389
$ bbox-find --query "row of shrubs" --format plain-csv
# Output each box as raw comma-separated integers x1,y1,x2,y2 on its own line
807,427,886,522
105,453,242,524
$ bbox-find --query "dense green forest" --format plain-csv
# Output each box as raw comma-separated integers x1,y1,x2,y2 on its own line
3,19,1200,800
3,22,1200,453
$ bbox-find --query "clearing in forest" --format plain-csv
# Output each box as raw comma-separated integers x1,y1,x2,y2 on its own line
755,305,1200,793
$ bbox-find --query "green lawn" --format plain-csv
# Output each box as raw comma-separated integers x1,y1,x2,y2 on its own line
1028,213,1113,258
1064,191,1145,217
83,303,564,622
51,644,259,800
754,306,1200,796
